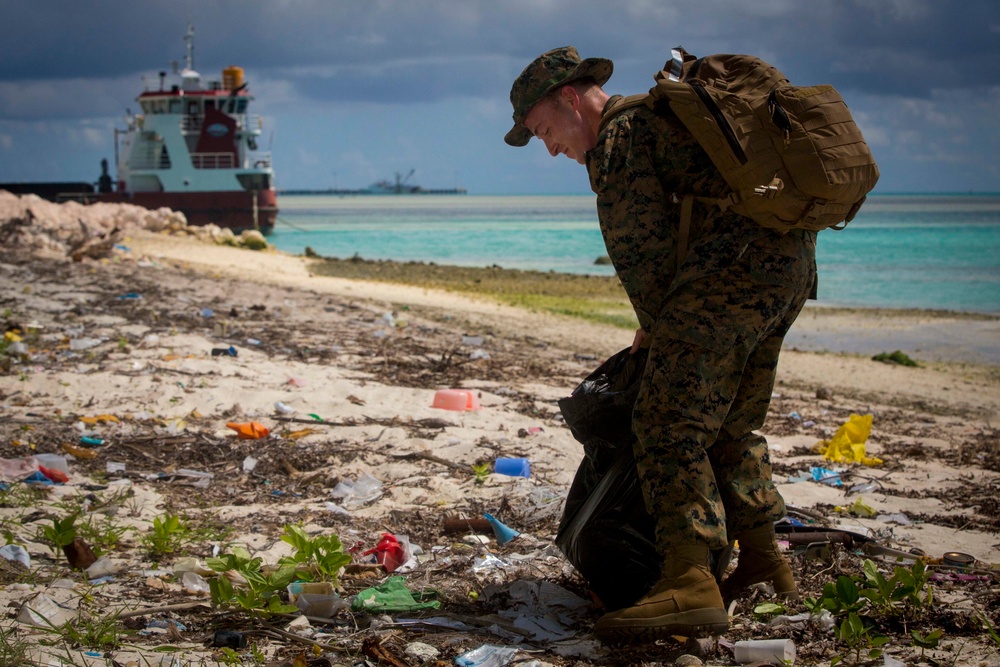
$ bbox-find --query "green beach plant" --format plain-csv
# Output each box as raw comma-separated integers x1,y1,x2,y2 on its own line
142,513,189,559
39,513,78,559
206,546,298,618
277,523,352,584
832,611,890,665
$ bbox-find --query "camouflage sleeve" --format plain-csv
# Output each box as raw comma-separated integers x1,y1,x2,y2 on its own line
588,110,678,332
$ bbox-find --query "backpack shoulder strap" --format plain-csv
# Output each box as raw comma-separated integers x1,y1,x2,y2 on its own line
598,94,649,135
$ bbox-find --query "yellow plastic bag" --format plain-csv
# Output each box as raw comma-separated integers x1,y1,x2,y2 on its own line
814,413,882,466
835,496,877,517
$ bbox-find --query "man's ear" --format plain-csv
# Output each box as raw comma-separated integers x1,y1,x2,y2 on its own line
560,84,581,109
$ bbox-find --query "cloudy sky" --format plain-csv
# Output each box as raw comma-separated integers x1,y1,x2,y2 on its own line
1,0,998,195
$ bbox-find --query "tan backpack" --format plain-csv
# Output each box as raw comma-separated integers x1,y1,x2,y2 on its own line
600,47,880,235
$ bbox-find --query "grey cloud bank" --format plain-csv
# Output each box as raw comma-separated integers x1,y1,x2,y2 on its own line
1,0,998,194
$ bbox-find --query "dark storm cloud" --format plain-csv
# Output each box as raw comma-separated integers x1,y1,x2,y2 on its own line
2,0,998,192
3,0,997,110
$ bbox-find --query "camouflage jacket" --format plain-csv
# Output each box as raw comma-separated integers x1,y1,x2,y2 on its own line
586,96,812,331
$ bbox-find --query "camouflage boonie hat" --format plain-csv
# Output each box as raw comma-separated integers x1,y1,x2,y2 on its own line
504,46,613,147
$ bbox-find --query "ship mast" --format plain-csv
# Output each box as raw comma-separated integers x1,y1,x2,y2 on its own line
184,23,195,71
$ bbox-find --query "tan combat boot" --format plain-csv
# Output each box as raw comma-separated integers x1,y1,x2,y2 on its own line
719,524,798,603
593,544,729,643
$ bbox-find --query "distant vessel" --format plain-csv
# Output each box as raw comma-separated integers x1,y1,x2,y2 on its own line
2,24,277,232
283,169,466,196
106,24,277,230
363,170,466,195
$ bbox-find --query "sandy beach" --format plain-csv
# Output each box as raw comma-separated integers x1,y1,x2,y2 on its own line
1,197,998,666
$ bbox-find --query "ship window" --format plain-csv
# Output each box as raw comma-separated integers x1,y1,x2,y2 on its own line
237,173,271,191
140,100,152,113
187,100,199,115
236,99,248,113
159,145,172,169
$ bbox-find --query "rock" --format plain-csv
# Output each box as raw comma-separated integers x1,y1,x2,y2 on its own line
816,386,833,400
404,641,440,662
240,229,269,250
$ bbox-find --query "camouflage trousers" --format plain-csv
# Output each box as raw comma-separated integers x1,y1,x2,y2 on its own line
632,236,815,552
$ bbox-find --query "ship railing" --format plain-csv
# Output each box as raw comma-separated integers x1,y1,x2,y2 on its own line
129,149,172,170
247,153,272,170
191,152,236,169
180,116,203,133
240,115,264,133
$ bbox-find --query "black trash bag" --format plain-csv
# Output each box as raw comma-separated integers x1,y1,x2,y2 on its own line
556,348,662,610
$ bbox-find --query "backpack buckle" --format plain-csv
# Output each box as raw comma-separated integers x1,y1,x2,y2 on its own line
753,177,784,199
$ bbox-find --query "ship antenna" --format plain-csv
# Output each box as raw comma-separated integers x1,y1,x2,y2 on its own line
184,22,195,71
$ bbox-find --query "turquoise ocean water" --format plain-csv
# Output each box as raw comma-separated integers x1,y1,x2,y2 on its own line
267,194,1000,315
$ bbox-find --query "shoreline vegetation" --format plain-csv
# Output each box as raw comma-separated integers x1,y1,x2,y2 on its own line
305,251,1000,328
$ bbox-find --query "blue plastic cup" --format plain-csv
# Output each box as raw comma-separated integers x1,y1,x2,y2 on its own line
494,457,530,478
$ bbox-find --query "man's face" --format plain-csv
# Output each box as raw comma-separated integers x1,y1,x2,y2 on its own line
523,88,594,165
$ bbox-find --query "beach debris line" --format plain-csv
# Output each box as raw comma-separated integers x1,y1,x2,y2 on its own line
0,215,998,665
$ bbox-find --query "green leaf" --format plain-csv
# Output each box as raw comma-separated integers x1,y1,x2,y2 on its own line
835,576,859,605
753,602,786,616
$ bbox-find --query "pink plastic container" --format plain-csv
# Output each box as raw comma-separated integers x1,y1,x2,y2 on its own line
432,389,481,411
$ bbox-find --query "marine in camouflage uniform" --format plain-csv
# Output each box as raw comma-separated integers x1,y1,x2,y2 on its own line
593,98,816,552
507,46,815,642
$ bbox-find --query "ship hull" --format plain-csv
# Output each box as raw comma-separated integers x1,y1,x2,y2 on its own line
95,189,277,233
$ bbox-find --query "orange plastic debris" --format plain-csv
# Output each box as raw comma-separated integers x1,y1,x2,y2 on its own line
62,443,100,459
226,421,271,439
79,414,120,425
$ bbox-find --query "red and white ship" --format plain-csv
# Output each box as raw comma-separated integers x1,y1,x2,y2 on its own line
100,24,277,231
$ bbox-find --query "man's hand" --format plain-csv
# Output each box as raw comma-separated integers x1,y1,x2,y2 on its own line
630,328,648,354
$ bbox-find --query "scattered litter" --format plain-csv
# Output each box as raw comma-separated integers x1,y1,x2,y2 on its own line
225,421,270,439
242,456,258,473
810,466,843,486
432,388,481,411
17,592,77,627
330,472,383,508
846,480,880,495
351,576,440,613
815,413,883,465
69,337,104,350
212,630,247,649
454,644,518,667
494,457,530,478
835,497,877,518
484,513,520,545
0,544,30,568
733,638,795,665
86,556,122,579
942,551,976,571
362,532,410,572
